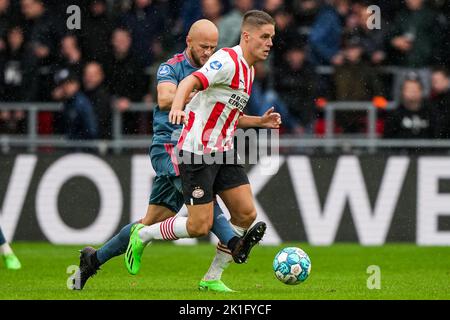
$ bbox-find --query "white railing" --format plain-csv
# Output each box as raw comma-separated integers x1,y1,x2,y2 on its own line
1,101,449,154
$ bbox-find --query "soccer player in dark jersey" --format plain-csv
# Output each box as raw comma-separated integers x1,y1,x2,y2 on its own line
73,19,280,292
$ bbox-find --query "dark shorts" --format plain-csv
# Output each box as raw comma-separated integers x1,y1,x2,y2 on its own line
148,143,183,212
149,175,184,213
178,151,249,205
149,143,179,177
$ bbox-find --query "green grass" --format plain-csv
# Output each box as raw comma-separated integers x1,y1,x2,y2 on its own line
1,242,449,300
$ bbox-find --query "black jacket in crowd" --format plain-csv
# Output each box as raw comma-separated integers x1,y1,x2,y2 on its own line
430,90,450,139
84,83,112,139
384,104,432,139
104,51,146,101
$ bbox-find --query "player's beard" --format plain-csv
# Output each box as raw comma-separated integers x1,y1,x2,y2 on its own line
191,51,204,67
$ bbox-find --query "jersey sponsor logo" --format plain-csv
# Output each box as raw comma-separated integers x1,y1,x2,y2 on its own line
158,65,171,76
192,187,205,199
209,61,222,70
228,93,248,112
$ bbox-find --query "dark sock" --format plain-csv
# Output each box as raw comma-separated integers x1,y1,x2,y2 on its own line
96,222,135,265
227,236,240,252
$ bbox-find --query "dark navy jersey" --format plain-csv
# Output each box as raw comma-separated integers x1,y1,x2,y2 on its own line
152,51,199,146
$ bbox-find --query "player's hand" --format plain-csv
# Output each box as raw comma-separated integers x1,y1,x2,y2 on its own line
331,53,344,66
261,107,282,129
169,109,187,125
115,97,131,112
392,37,413,52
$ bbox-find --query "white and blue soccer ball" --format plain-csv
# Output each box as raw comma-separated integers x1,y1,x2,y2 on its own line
273,247,311,285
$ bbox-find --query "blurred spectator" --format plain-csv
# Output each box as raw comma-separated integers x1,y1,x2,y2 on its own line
118,0,165,67
387,0,441,101
218,0,253,49
55,68,98,140
261,0,284,15
0,108,26,133
20,0,62,101
274,39,318,132
181,0,203,38
376,0,404,23
291,0,321,35
384,75,432,139
334,33,384,132
0,25,27,134
272,8,303,68
307,0,350,66
202,0,223,25
432,0,450,68
347,0,386,65
50,34,84,135
105,27,147,134
0,0,11,52
388,0,440,68
334,34,384,100
247,61,304,133
80,0,113,65
0,26,26,101
430,67,450,138
53,34,85,81
83,62,112,139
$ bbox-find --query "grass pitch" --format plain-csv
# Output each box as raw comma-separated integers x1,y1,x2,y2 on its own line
0,242,449,300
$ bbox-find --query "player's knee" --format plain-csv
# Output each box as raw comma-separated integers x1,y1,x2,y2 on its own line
188,224,210,237
242,210,257,228
187,217,213,237
232,208,257,228
246,209,257,224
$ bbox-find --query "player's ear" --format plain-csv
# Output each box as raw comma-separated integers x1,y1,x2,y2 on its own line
242,30,250,42
186,35,192,48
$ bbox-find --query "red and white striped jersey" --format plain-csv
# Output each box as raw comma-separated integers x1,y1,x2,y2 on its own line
177,45,254,155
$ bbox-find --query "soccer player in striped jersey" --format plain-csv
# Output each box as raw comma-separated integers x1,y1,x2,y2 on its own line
0,226,21,270
73,19,280,292
126,11,279,287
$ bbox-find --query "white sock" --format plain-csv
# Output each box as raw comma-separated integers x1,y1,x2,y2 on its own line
0,243,13,255
202,223,250,281
203,243,233,281
138,216,190,244
231,223,247,237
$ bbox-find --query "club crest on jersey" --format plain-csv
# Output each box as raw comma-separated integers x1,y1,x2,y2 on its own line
209,61,222,70
192,187,205,199
158,65,170,76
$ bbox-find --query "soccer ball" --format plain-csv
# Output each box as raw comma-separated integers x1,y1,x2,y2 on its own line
273,247,311,285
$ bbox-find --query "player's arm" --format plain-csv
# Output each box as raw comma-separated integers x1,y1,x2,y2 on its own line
238,107,282,129
169,75,202,124
157,82,177,111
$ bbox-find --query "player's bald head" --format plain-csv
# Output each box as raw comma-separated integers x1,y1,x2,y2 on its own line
188,19,218,42
186,19,218,67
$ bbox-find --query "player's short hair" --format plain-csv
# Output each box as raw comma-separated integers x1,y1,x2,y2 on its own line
242,10,275,30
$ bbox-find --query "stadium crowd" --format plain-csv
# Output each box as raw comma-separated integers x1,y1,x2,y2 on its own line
0,0,449,139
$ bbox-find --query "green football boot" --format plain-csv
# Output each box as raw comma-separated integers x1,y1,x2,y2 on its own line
3,254,21,270
198,279,236,293
125,223,146,275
